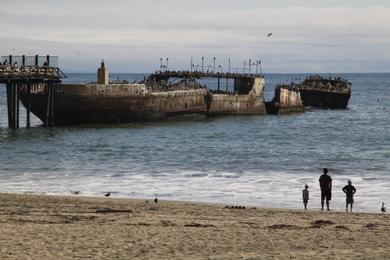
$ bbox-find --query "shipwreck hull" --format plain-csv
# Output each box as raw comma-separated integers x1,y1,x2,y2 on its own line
299,89,351,109
21,94,209,125
19,84,209,125
19,81,266,126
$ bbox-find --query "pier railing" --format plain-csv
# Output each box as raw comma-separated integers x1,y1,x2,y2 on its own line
0,55,66,83
150,70,264,81
1,55,58,67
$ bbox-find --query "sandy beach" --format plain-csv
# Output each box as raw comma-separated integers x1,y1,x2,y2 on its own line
0,193,389,259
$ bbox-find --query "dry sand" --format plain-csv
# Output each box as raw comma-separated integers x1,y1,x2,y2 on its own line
0,193,389,259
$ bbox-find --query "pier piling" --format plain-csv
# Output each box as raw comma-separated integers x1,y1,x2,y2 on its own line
6,84,12,128
6,83,19,129
11,84,16,129
46,83,50,127
45,83,55,127
16,83,20,129
26,84,31,128
50,83,55,127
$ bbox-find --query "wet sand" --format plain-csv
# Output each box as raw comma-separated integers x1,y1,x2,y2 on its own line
0,193,389,259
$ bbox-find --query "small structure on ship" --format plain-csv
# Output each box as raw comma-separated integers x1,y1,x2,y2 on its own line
278,75,352,109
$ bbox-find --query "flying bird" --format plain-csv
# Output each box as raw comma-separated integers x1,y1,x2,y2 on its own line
381,202,386,213
104,192,111,197
267,33,272,37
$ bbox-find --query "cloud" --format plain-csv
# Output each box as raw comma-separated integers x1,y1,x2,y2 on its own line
0,1,389,72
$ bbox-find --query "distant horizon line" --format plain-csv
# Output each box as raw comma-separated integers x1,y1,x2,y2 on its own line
63,71,390,75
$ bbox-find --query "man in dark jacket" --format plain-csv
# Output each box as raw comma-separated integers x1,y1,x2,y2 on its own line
342,180,356,212
319,168,332,211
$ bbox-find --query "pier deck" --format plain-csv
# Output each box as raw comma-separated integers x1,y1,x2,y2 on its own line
0,65,65,83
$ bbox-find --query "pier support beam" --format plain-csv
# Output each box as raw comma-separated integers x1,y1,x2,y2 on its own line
26,84,31,128
45,83,50,127
16,83,20,129
45,83,55,127
50,82,54,127
6,83,19,129
6,83,12,129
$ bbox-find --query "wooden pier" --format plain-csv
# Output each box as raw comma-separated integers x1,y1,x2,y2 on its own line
0,55,66,129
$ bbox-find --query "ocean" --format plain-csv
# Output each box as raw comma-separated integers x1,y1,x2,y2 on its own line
0,73,389,213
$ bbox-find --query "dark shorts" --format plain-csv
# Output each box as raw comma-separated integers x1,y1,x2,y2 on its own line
303,198,309,203
346,196,354,204
321,190,332,201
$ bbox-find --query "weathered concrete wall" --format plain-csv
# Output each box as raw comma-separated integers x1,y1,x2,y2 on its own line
266,87,304,114
278,88,302,107
210,77,266,115
208,94,266,115
249,77,265,97
30,83,149,95
53,84,149,96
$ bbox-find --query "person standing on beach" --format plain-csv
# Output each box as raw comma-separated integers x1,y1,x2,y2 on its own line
342,180,356,212
319,168,332,211
302,184,309,210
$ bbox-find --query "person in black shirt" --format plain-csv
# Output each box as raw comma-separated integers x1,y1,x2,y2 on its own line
342,180,356,212
319,168,332,211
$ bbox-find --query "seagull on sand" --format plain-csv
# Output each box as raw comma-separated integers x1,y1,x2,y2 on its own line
381,202,386,213
267,33,272,37
104,192,111,197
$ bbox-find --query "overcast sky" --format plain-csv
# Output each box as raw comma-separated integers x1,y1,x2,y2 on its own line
1,0,389,73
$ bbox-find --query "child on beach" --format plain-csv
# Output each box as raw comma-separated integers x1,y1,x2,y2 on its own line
342,180,356,212
302,184,309,210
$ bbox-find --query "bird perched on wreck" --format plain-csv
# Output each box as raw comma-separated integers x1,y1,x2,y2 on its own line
381,202,386,213
104,192,111,197
267,32,272,37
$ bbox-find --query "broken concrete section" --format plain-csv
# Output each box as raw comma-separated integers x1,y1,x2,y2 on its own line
266,86,304,115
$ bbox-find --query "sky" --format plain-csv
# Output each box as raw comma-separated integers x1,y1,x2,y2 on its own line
1,0,389,73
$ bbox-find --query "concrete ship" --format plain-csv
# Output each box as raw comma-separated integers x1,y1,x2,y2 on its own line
295,75,351,109
19,62,267,126
1,55,352,129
